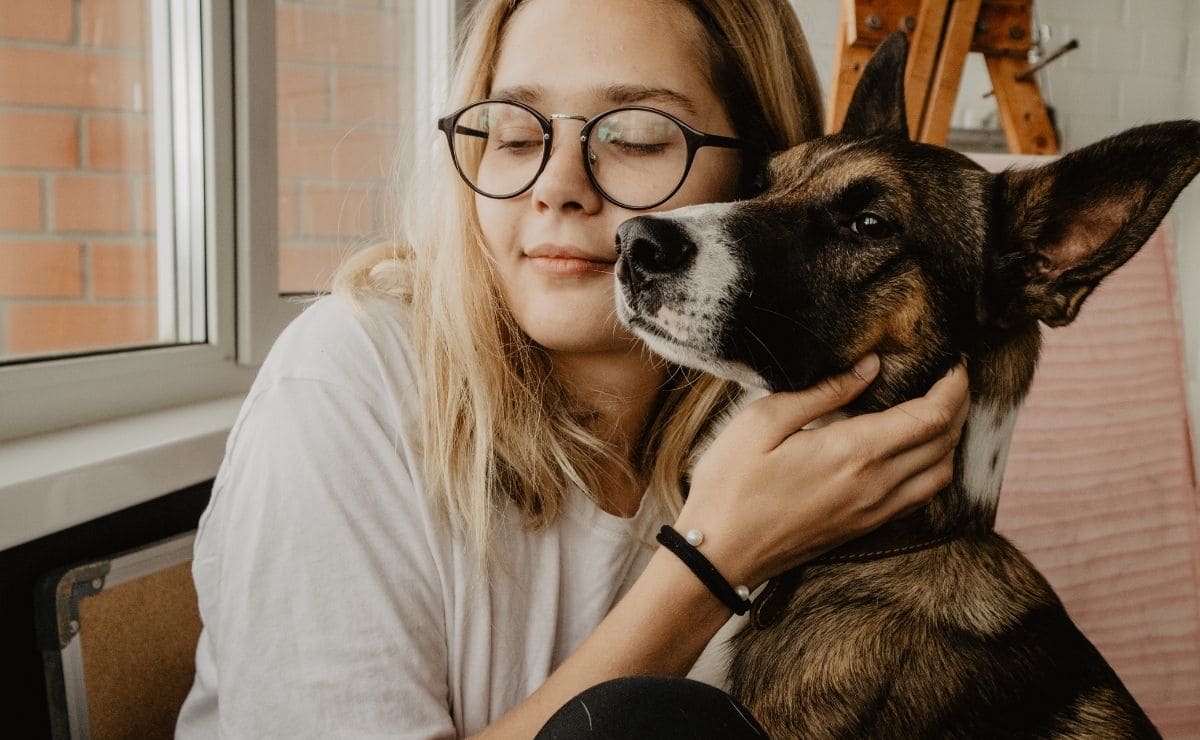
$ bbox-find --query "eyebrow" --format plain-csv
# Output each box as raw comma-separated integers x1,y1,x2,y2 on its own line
601,84,699,116
488,83,699,117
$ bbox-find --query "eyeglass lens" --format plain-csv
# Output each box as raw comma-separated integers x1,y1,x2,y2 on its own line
450,101,690,207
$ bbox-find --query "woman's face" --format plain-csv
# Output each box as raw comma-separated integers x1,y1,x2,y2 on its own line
476,0,743,357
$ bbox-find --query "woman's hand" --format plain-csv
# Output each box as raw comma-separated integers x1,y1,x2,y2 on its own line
479,358,968,739
677,354,970,589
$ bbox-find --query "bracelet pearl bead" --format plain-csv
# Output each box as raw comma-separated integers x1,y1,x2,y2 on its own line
681,528,750,604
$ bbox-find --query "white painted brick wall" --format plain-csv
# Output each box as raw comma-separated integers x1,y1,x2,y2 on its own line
792,1,838,95
1182,1,1200,469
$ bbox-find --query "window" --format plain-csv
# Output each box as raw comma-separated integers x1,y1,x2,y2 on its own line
0,0,202,362
0,0,460,441
276,0,418,295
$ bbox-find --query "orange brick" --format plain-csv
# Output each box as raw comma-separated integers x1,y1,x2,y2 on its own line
0,46,149,111
86,114,152,172
0,242,83,298
279,243,347,294
6,302,158,355
91,242,156,299
52,175,133,233
81,0,149,49
277,5,405,66
0,0,73,43
0,111,79,169
279,66,330,122
301,184,377,238
333,69,412,125
279,181,300,238
139,178,156,234
0,175,43,231
278,123,397,180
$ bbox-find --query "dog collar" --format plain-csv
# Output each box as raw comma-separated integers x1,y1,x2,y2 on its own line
749,529,967,630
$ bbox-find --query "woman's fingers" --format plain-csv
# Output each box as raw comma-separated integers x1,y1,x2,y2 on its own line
683,359,972,585
769,363,968,521
841,363,970,460
881,447,958,522
725,354,881,451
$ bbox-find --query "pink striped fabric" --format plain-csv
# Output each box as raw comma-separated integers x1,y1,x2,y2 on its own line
996,224,1200,735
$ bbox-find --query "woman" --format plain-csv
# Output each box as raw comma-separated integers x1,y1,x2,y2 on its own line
177,0,969,737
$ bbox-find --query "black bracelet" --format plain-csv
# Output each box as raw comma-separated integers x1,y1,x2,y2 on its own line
656,525,752,615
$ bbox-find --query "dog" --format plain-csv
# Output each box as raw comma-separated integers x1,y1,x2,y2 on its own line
614,32,1199,739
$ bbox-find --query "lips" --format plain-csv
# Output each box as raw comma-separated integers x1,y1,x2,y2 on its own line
524,243,616,263
524,243,616,277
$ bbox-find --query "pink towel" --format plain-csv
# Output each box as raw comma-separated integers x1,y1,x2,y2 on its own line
996,224,1200,735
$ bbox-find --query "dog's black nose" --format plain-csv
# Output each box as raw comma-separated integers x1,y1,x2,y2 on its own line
615,217,697,277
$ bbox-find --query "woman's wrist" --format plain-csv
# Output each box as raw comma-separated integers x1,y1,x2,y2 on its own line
669,512,765,595
656,525,752,614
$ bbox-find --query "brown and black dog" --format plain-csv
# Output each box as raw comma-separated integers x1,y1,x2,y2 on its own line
614,33,1200,739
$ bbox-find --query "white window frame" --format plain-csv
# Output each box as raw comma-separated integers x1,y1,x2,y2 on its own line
237,0,464,365
0,0,463,549
0,0,250,444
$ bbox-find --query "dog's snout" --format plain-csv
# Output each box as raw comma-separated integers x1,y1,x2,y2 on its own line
616,217,697,277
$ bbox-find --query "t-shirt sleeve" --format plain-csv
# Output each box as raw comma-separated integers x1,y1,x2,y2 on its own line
184,376,455,739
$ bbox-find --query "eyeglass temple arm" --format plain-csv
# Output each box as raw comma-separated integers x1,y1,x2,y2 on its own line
698,133,745,150
451,125,489,139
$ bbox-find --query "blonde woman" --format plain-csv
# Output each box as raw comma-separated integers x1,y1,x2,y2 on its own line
177,0,969,736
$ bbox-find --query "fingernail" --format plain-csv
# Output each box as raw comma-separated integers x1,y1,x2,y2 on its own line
851,353,879,381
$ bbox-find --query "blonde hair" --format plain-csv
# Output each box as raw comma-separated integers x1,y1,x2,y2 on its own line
334,0,824,558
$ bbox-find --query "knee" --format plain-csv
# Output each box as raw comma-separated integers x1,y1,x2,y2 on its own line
535,676,766,739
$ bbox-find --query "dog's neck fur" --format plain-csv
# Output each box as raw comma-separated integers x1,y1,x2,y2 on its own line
802,329,1042,558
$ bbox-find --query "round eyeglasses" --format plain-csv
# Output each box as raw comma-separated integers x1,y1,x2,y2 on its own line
437,99,745,210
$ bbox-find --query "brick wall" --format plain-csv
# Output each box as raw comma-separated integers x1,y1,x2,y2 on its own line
0,0,413,359
275,0,413,294
0,0,157,359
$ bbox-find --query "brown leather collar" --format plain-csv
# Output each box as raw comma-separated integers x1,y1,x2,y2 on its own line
749,529,966,629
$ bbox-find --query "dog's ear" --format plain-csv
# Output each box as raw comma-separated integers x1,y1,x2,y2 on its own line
987,120,1200,327
840,31,909,140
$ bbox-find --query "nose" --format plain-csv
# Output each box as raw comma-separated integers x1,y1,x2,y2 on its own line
531,126,603,215
615,217,697,278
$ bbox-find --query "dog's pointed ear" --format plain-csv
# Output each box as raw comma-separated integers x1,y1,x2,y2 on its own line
987,120,1200,327
840,31,909,140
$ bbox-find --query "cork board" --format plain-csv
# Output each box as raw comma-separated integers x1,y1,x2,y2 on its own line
75,560,200,740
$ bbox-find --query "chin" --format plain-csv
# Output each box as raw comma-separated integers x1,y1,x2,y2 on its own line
525,323,639,355
511,293,634,355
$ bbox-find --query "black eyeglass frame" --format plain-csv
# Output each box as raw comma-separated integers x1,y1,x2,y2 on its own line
437,98,746,210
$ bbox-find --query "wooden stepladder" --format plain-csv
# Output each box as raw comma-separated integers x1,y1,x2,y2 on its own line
828,0,1060,154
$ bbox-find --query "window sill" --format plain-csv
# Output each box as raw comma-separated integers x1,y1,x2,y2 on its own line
0,395,244,552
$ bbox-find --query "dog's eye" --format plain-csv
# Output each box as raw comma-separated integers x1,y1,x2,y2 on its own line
849,212,895,239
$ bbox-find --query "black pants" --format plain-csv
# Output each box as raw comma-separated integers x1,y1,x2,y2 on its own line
535,676,768,739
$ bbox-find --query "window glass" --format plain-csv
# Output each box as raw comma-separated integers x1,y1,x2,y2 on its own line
276,0,415,294
0,0,193,362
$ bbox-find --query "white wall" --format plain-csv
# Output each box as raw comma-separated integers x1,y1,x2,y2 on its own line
1183,1,1200,466
792,0,1200,466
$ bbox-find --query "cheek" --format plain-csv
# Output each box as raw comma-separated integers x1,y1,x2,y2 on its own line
672,150,743,205
475,196,515,257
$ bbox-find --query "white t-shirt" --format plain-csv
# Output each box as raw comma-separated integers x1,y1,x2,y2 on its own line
175,295,735,739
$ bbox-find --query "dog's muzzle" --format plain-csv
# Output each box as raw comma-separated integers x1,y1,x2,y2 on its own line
615,216,697,292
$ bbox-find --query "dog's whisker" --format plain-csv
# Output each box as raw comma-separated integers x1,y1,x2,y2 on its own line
743,327,789,387
746,303,841,358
